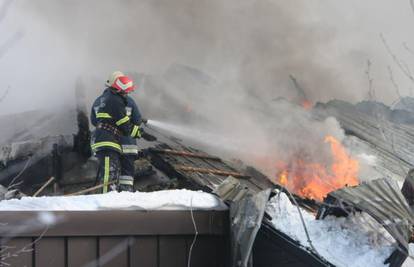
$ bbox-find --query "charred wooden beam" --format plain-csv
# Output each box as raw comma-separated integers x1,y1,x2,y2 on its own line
174,165,251,179
150,148,221,161
73,80,91,158
148,149,216,192
65,181,115,196
33,176,55,197
52,143,62,182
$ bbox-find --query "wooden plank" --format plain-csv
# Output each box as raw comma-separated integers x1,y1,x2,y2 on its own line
151,149,221,160
129,236,157,267
1,238,33,267
159,236,187,267
67,237,97,267
174,165,250,179
189,152,266,192
99,237,129,267
151,147,215,189
65,181,115,196
35,237,65,267
160,145,248,187
154,143,267,194
173,147,229,173
185,146,239,172
173,147,228,185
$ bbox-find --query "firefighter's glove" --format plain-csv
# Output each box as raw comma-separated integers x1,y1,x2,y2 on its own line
141,118,148,125
138,149,150,158
141,128,157,142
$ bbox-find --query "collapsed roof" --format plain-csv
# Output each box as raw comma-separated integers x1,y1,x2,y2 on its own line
1,66,414,266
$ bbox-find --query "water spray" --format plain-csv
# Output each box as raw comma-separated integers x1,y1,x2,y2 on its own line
146,119,246,154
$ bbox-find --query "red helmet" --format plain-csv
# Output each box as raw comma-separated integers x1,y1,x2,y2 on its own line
111,75,135,93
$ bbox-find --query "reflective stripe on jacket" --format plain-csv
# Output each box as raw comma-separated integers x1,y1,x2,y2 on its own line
120,95,143,155
90,88,141,153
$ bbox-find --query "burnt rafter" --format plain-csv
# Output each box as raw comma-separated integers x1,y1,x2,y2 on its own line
150,148,221,161
174,165,251,179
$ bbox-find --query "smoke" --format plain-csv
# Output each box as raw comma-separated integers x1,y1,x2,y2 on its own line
1,0,413,180
1,0,412,114
147,98,346,180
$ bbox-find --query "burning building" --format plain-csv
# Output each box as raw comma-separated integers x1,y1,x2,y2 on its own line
0,84,413,266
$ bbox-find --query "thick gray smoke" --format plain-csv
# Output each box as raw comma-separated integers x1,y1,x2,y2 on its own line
1,0,413,114
1,0,413,180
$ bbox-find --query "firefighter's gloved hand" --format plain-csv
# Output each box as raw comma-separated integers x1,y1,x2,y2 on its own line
138,149,149,158
141,118,148,125
141,129,157,142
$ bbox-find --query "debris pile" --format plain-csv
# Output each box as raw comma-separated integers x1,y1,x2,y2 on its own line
267,191,395,267
0,66,414,266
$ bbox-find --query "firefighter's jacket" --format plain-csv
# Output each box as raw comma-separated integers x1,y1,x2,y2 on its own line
120,96,142,155
90,88,141,154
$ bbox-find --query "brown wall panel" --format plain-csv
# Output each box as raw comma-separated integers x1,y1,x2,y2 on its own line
99,237,129,267
68,237,97,267
1,237,33,267
130,236,157,267
0,211,229,237
0,210,229,267
186,236,219,267
159,236,187,267
217,236,229,267
0,235,229,267
35,237,65,267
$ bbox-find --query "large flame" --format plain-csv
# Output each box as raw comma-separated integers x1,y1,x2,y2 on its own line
277,135,359,201
301,100,313,110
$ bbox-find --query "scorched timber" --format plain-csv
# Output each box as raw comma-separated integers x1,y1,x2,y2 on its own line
174,165,251,179
150,148,222,160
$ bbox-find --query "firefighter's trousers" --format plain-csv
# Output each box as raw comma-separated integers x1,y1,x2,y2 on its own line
96,150,135,193
96,150,121,193
119,154,135,192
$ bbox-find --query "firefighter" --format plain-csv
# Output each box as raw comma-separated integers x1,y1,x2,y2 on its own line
90,72,142,193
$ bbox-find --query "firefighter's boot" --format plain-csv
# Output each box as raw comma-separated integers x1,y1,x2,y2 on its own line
118,176,134,192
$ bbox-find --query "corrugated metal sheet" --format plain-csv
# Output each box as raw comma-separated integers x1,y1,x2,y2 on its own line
230,189,271,267
327,178,414,250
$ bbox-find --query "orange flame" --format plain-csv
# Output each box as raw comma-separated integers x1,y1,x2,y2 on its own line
185,104,192,113
276,135,359,201
301,100,313,110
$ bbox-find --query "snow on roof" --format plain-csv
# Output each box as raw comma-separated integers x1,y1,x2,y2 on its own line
0,189,228,211
405,245,414,267
266,192,396,267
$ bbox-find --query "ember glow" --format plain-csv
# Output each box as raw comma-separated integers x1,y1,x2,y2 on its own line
301,100,313,110
277,135,359,201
